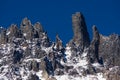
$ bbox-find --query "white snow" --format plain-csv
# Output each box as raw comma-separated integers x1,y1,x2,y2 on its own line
6,31,11,35
65,47,72,59
41,46,53,54
55,73,106,80
74,58,88,69
23,33,27,36
92,63,102,68
21,46,27,50
55,75,69,80
36,71,43,79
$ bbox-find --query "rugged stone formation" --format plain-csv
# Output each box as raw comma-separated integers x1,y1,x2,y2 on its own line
0,29,7,44
20,17,34,40
7,24,20,42
105,66,120,80
34,22,44,38
72,12,90,49
55,34,64,51
0,12,120,80
99,34,120,68
89,25,100,63
88,25,120,69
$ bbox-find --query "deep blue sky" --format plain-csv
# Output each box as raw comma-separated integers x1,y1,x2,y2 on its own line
0,0,120,44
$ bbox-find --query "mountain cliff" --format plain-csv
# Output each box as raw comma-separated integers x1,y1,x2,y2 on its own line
0,12,120,80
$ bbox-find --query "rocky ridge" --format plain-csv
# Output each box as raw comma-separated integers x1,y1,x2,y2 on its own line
0,12,120,80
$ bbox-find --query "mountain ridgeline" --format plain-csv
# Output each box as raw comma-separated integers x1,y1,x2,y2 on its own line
0,12,120,80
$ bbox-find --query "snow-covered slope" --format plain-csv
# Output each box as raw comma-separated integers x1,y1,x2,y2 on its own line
0,40,106,80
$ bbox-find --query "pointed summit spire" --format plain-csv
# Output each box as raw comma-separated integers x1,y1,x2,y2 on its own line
72,12,90,49
20,17,34,40
55,34,63,50
92,25,100,41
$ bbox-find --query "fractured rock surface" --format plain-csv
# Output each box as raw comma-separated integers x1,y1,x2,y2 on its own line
0,12,120,80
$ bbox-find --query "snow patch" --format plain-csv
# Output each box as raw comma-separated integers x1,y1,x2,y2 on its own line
6,31,11,35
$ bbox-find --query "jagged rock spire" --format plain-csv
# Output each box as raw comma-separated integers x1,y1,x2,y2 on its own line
0,29,7,44
34,22,44,38
34,22,44,32
92,25,100,42
88,25,100,63
21,17,32,28
55,34,63,50
72,12,90,49
7,24,20,41
89,25,102,64
20,17,34,40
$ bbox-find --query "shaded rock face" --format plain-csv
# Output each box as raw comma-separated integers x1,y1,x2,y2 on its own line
8,24,19,37
0,12,120,80
28,73,40,80
55,34,64,51
99,34,120,68
13,50,23,64
7,24,20,42
20,17,34,40
34,22,44,38
105,66,120,80
27,60,40,72
88,25,120,68
0,29,7,44
89,25,100,63
72,12,90,49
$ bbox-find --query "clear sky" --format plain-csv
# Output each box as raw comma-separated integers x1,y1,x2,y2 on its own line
0,0,120,44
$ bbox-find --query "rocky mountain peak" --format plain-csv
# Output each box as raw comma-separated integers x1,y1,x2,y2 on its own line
0,29,7,44
34,22,44,32
0,12,120,80
92,25,100,41
72,12,90,49
55,34,63,51
21,17,31,27
7,24,19,36
20,17,36,40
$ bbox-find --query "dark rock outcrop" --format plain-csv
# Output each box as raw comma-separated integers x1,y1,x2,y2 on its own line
20,17,34,40
105,66,120,80
0,29,7,44
28,73,40,80
99,34,120,68
7,24,20,42
34,22,44,38
89,25,100,63
13,50,23,64
55,34,64,51
27,60,40,72
71,12,90,49
88,25,120,68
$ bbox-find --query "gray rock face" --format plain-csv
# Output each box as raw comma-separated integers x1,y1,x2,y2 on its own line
27,60,40,72
99,34,120,68
89,25,100,63
8,24,19,37
34,22,44,38
55,34,63,51
20,17,34,40
7,24,20,42
88,25,120,68
0,29,7,44
105,66,120,80
28,73,40,80
0,13,120,80
72,12,90,49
